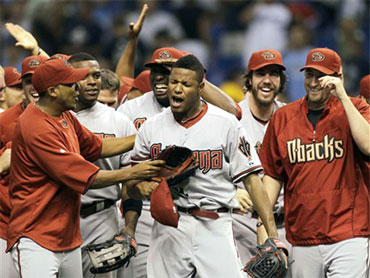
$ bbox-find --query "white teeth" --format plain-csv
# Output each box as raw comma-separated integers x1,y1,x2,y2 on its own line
261,88,272,92
31,93,39,98
155,84,168,93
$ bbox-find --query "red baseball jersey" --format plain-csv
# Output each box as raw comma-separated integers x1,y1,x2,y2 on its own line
259,96,369,246
0,102,24,239
7,104,102,252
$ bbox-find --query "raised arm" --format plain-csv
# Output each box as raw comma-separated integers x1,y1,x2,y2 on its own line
5,23,50,58
115,4,148,82
202,80,240,118
320,76,370,155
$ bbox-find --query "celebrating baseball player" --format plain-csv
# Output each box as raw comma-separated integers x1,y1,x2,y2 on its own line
3,66,24,109
66,52,143,278
258,48,370,277
234,49,291,265
126,54,284,278
6,58,164,278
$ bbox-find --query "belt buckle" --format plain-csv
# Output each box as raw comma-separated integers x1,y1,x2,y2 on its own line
96,201,105,212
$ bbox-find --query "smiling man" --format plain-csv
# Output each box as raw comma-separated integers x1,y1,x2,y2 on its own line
127,54,283,278
6,58,163,278
258,48,370,277
234,49,290,265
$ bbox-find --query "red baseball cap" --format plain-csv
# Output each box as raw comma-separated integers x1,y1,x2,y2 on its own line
145,47,184,68
21,55,48,77
50,53,72,61
150,178,179,228
360,74,370,98
247,49,286,73
300,48,341,75
4,67,21,87
32,59,89,94
121,70,151,93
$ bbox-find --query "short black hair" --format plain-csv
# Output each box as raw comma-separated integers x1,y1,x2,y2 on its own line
68,52,97,63
244,68,287,94
101,69,120,92
171,55,204,84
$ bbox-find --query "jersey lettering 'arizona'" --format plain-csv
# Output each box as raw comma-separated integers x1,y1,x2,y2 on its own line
287,134,344,164
131,102,262,210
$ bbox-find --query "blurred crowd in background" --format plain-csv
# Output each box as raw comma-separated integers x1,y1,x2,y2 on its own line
1,0,369,102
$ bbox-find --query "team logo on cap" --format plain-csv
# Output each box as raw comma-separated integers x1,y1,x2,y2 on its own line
312,52,325,61
158,50,171,60
29,59,42,68
261,51,276,60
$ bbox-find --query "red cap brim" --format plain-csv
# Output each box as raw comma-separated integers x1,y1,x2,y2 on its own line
300,65,335,75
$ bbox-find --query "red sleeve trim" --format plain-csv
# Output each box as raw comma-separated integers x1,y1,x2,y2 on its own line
232,165,262,183
235,103,242,121
83,167,100,194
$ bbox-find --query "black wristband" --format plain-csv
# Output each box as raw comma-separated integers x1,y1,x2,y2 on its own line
123,199,143,216
256,222,263,228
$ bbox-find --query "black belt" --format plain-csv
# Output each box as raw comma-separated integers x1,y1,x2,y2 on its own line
274,212,284,227
80,200,115,218
177,207,244,220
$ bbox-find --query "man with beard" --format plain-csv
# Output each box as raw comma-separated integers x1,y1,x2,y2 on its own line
259,48,369,277
233,49,291,264
68,53,148,278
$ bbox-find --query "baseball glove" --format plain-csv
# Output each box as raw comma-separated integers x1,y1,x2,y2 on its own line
243,238,289,278
87,232,137,274
157,145,198,190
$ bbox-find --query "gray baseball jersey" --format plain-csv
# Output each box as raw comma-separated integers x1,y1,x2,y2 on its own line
233,96,289,264
131,102,261,277
73,102,136,278
116,91,166,278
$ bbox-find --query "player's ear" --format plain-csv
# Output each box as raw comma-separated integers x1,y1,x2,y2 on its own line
47,87,57,98
198,80,205,94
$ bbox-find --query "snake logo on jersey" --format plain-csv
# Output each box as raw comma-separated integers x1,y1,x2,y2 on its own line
150,144,223,174
134,117,147,130
239,136,252,160
287,134,344,164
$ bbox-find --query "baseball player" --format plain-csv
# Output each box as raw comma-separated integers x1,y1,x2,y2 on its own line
233,49,291,265
0,55,47,278
127,54,281,278
258,48,370,277
121,70,151,101
68,52,142,278
3,67,24,109
116,46,242,278
6,58,163,278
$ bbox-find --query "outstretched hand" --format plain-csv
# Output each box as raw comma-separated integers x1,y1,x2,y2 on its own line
128,4,148,39
5,23,39,54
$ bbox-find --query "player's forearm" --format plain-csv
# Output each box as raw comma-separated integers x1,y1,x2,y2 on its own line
100,135,136,158
121,210,139,238
90,169,135,189
115,38,138,82
340,96,370,155
31,46,50,58
243,173,278,238
202,80,238,116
